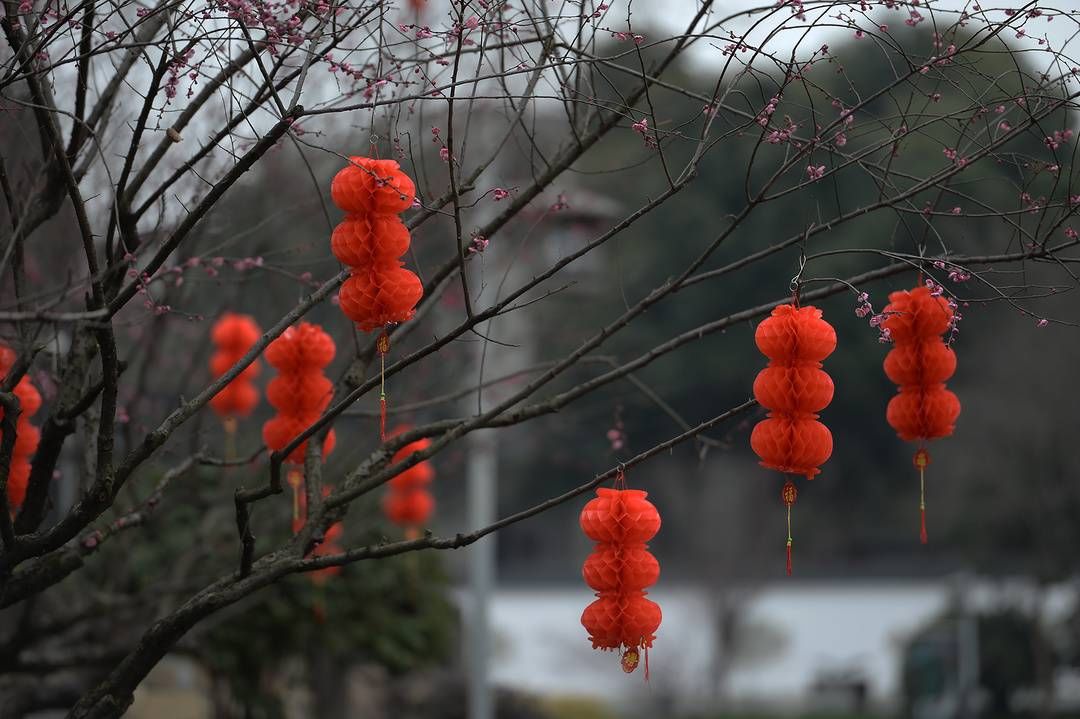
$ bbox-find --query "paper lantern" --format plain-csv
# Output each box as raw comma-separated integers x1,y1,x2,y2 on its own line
330,157,423,440
208,313,262,423
0,344,41,513
382,425,436,534
262,322,337,529
882,285,961,543
750,303,836,575
579,485,662,676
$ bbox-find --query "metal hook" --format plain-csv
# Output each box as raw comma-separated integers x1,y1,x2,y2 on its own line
789,228,810,306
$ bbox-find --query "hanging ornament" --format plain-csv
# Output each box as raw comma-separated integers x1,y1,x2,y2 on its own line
330,157,422,441
262,322,337,529
0,344,41,514
382,425,435,538
750,303,836,575
882,285,961,544
579,480,662,677
209,313,262,458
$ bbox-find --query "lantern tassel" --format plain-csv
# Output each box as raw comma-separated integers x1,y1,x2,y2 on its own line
781,479,797,576
644,645,650,682
915,448,930,545
786,509,793,577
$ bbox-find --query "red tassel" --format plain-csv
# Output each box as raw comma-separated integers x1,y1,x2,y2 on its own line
786,540,793,576
920,506,928,545
644,646,650,682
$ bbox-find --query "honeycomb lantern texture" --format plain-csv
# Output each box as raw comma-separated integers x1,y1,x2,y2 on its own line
261,323,337,464
750,304,837,479
882,287,961,442
382,426,435,528
208,313,262,419
0,344,41,511
330,157,423,332
579,488,662,675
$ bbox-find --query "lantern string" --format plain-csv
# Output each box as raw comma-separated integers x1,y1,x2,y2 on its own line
378,329,390,442
919,461,928,545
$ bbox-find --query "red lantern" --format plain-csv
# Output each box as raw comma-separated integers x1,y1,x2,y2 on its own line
0,344,41,513
579,485,662,677
262,322,337,529
750,303,836,575
208,313,262,424
882,285,961,543
330,157,423,440
382,425,435,536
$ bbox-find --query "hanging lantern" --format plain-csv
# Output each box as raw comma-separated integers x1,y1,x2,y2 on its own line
749,303,836,575
262,322,337,529
882,285,961,543
382,425,435,537
0,343,41,513
330,157,422,440
579,484,662,677
209,313,261,459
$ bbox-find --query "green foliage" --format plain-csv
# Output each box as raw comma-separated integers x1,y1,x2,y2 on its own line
200,550,457,709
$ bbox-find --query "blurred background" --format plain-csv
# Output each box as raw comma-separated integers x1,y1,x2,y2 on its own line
3,2,1080,718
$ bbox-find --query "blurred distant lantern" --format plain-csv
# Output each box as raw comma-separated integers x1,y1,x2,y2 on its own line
262,322,337,528
208,313,261,456
579,476,662,677
330,157,422,441
0,343,41,514
750,302,837,575
382,425,435,538
294,485,345,622
882,285,961,544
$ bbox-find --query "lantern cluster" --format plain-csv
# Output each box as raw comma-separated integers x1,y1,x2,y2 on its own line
579,487,662,676
330,157,422,332
882,285,961,543
382,427,435,537
0,345,40,513
208,313,262,423
749,303,837,574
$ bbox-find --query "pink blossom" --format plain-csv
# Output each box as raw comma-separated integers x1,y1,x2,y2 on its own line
806,164,825,180
951,207,961,215
492,188,510,201
1066,227,1078,239
632,117,649,134
439,147,450,162
1037,318,1049,328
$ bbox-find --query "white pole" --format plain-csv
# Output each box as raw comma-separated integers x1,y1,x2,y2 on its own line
466,427,497,719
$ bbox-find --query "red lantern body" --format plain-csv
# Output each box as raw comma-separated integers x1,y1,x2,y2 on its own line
330,158,422,331
882,287,961,441
262,323,337,464
750,304,836,479
209,313,262,419
579,487,662,674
